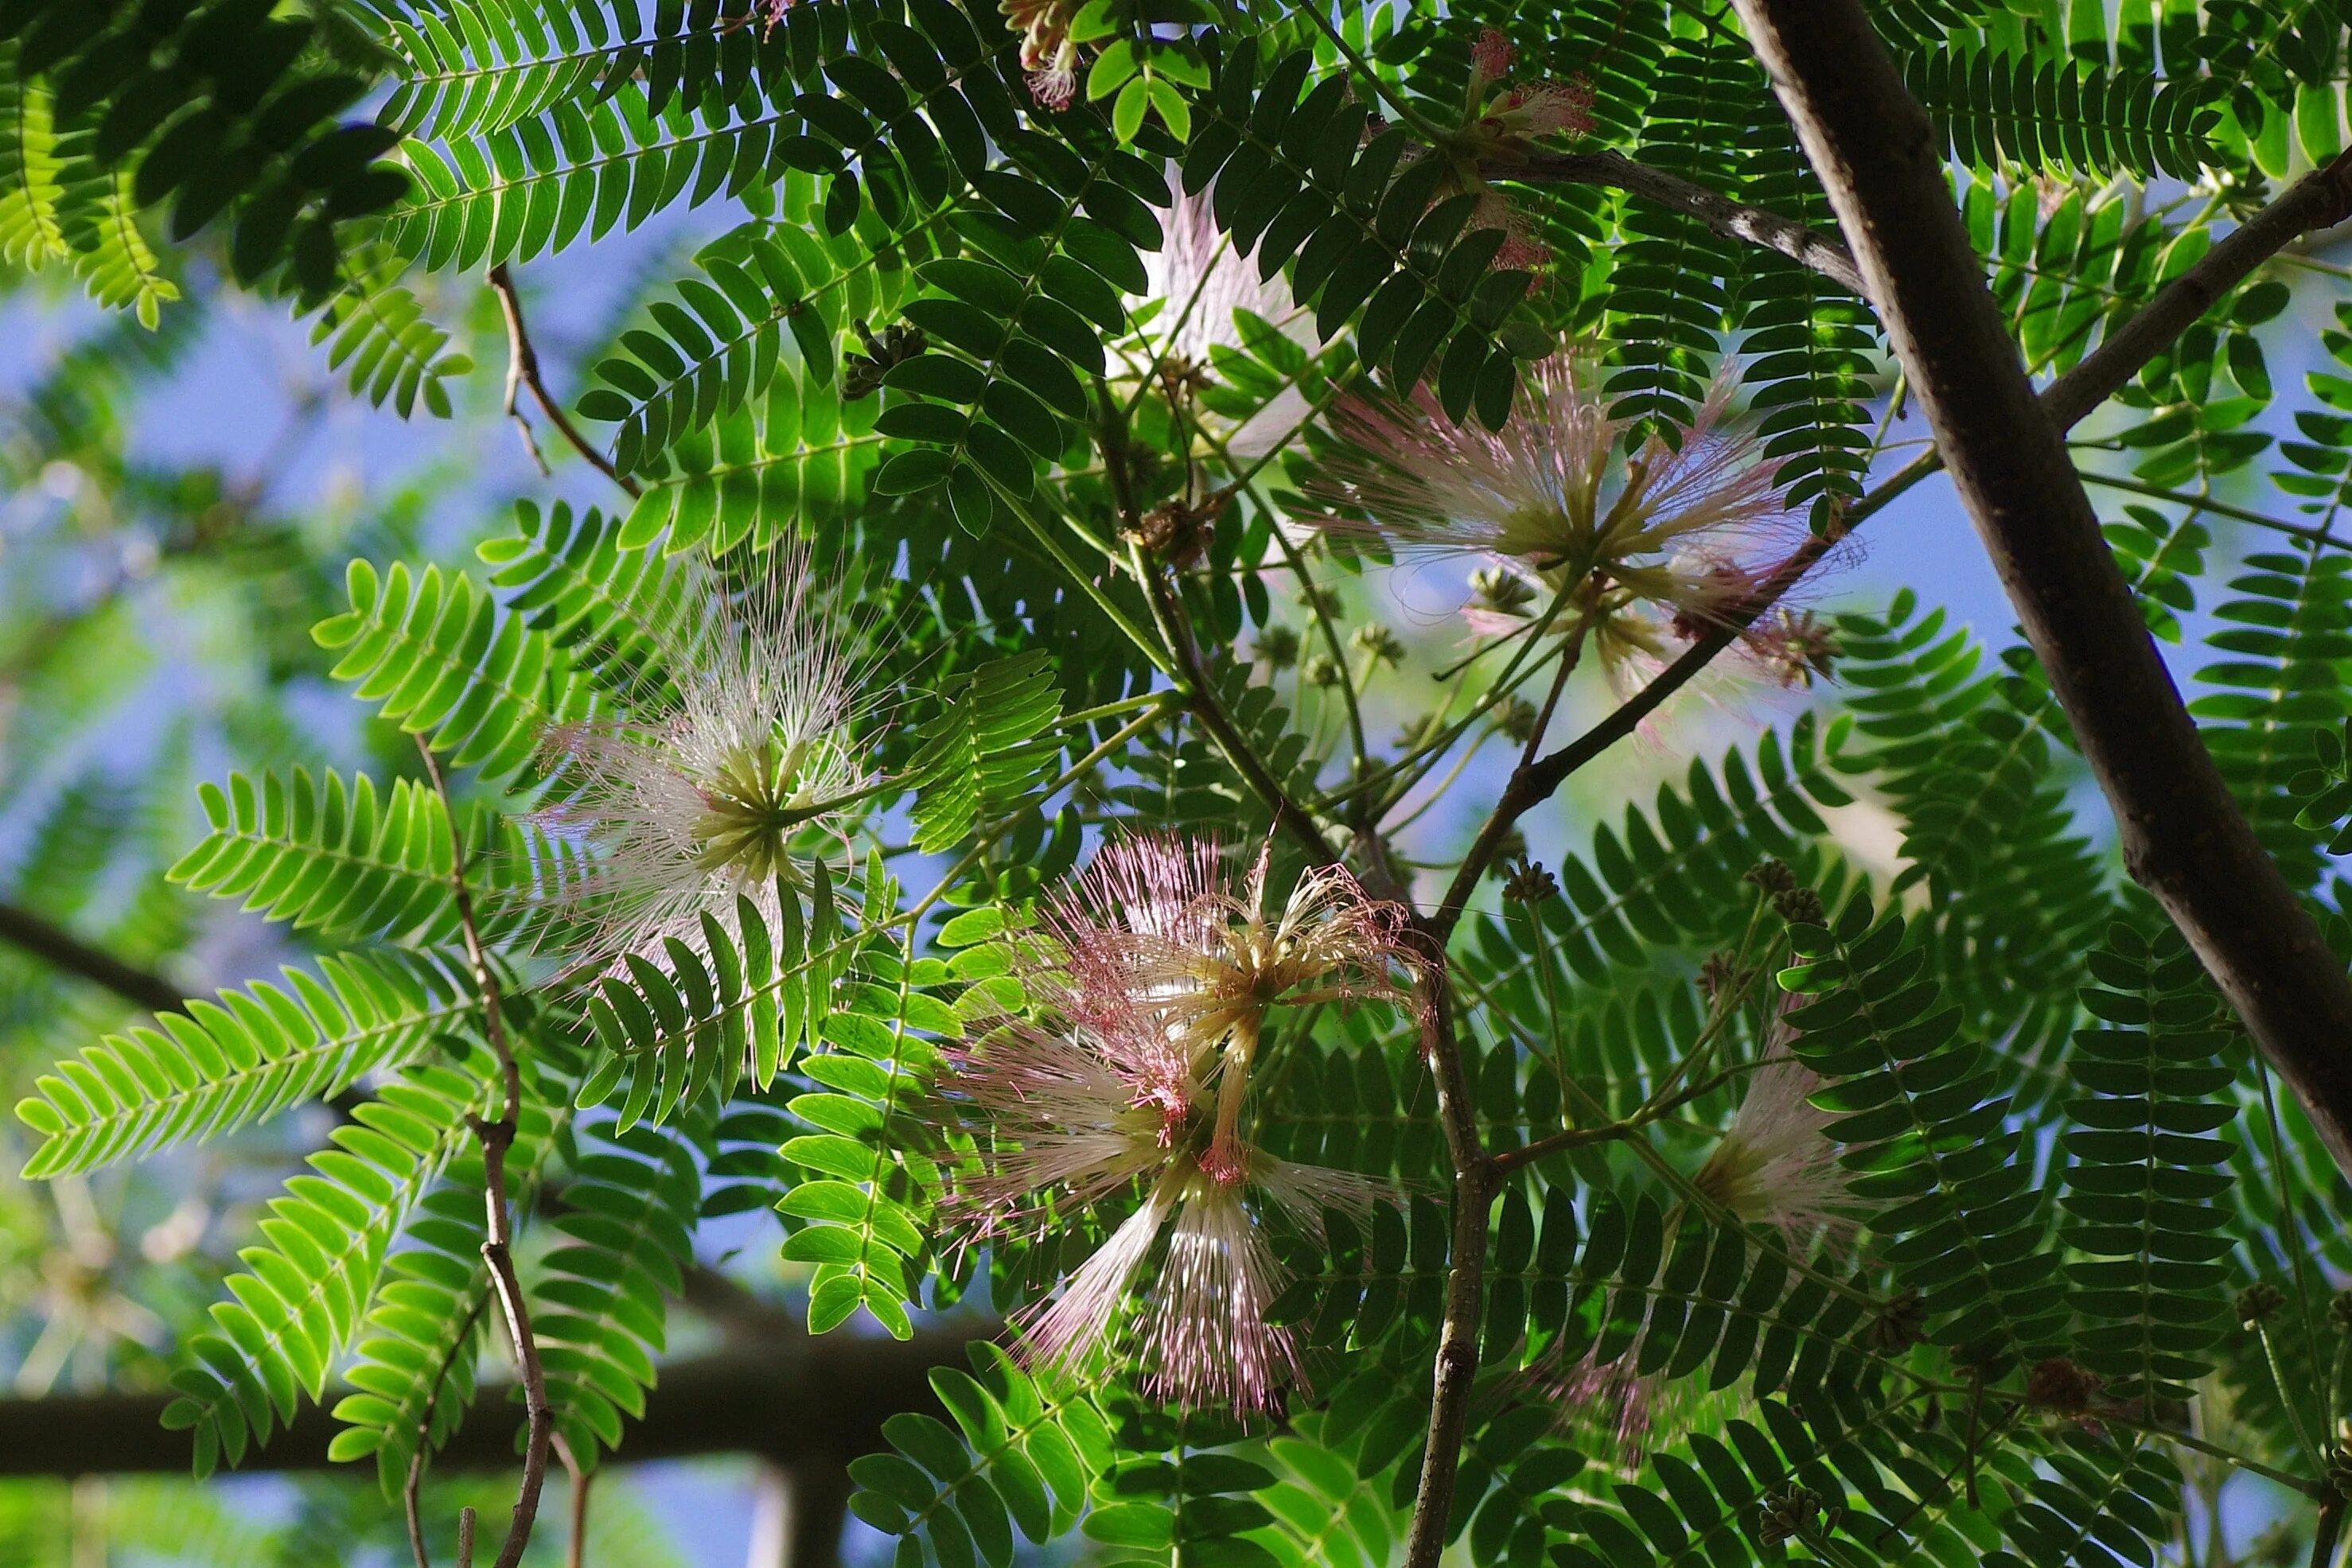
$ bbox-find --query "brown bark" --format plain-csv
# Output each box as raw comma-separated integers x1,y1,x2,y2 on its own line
1728,0,2352,1179
0,901,184,1014
0,1329,990,1479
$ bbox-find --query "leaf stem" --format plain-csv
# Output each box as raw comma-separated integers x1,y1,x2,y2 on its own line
983,476,1176,679
902,695,1183,921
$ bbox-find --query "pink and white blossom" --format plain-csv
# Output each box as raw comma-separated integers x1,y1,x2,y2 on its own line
1041,834,1409,1179
1691,1051,1856,1245
943,834,1408,1413
1307,352,1809,687
945,1004,1387,1413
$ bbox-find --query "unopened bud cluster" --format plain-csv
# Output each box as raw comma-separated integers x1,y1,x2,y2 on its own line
2237,1282,2286,1327
1743,860,1821,924
1501,857,1558,905
1756,1485,1833,1547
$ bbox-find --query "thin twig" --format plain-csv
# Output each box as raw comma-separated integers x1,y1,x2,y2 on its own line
407,1297,489,1568
1396,940,1493,1568
2077,466,2352,552
1124,527,1348,869
485,263,641,498
553,1433,590,1568
415,736,553,1568
1511,608,1591,773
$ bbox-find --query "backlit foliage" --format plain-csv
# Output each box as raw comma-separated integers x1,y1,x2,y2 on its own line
5,2,2352,1565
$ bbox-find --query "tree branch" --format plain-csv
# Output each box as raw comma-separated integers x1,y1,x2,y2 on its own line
2044,150,2352,433
485,264,641,499
1397,946,1494,1568
1499,150,1865,295
1433,129,2352,936
0,901,183,1014
0,1331,991,1479
1727,0,2352,1180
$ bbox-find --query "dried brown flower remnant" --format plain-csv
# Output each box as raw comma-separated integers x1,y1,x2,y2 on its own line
2023,1356,2100,1414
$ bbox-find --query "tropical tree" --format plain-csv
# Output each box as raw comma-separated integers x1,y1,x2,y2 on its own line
4,1,2352,1565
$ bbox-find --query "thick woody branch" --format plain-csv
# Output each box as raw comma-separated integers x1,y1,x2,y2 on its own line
0,901,184,1014
1728,0,2352,1179
0,1332,990,1479
1500,150,1865,294
485,264,641,499
1435,133,2352,936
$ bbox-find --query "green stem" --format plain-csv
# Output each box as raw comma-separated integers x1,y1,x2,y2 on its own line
1296,3,1450,142
902,695,1182,921
2074,465,2352,552
2258,1320,2324,1465
1382,730,1496,834
1060,691,1175,728
1268,512,1371,799
1342,596,1580,815
986,477,1175,679
2257,1053,2331,1456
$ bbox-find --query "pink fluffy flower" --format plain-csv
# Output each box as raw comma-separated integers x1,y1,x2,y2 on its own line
943,1004,1383,1413
1040,834,1409,1181
1308,352,1807,686
940,1010,1195,1236
942,834,1406,1412
1691,1051,1856,1246
1460,29,1595,155
1470,27,1517,87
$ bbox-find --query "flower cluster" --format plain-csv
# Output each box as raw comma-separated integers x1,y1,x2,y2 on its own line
1465,29,1595,156
943,834,1410,1410
1431,29,1597,270
531,551,873,975
1307,350,1827,693
1001,0,1082,108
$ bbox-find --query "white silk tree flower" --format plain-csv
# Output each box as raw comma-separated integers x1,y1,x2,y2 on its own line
529,549,874,975
1691,1052,1856,1245
1140,190,1303,365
